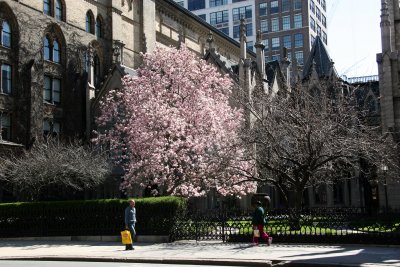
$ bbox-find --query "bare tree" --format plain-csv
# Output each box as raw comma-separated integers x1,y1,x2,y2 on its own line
240,82,400,210
0,138,112,201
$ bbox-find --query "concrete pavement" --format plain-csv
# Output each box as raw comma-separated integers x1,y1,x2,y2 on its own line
0,240,399,267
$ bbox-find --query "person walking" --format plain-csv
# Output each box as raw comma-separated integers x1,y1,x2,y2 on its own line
124,199,136,250
252,200,272,245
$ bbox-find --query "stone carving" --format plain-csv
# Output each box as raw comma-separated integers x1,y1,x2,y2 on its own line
121,0,133,11
112,40,125,64
206,31,214,49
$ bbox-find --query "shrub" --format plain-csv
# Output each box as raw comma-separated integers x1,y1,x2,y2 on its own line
0,196,186,238
0,138,112,201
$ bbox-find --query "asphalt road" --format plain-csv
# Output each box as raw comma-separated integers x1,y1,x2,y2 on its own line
0,261,245,267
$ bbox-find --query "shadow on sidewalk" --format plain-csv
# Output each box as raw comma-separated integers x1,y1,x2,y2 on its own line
0,240,155,250
273,246,400,266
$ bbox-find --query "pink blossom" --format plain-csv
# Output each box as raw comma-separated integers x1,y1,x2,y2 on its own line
95,45,256,197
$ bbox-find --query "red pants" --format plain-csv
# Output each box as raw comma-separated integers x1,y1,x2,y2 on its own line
252,224,269,244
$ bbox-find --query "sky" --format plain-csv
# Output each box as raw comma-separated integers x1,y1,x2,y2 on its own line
327,0,381,79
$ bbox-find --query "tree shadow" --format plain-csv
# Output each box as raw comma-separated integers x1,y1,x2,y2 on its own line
272,245,400,266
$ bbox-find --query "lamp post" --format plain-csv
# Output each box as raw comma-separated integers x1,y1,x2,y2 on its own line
381,164,389,212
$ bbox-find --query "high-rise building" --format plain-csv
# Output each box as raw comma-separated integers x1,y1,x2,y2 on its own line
174,0,257,51
174,0,328,66
256,0,327,65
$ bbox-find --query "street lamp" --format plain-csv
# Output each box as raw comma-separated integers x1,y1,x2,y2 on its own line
381,164,389,212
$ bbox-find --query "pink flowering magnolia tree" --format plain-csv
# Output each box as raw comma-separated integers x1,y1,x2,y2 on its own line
95,46,256,197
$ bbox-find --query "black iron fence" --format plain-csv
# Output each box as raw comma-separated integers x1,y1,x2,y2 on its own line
1,202,399,245
0,197,184,238
172,208,400,245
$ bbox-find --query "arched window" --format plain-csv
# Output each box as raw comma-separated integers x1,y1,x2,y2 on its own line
43,0,65,21
44,36,51,61
96,16,103,38
55,0,63,21
53,39,60,63
43,0,52,16
1,20,11,48
86,11,94,34
44,35,61,63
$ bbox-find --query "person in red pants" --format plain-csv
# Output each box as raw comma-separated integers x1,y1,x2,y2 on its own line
252,200,272,245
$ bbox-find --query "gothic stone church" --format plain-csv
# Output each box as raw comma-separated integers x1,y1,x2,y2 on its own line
0,0,397,211
0,0,266,202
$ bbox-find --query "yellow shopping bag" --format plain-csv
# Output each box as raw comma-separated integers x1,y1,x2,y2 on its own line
121,230,132,245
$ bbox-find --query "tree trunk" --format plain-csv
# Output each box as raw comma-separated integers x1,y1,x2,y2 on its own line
294,190,303,211
288,189,304,230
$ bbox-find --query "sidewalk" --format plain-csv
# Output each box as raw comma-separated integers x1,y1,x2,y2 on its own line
0,240,399,267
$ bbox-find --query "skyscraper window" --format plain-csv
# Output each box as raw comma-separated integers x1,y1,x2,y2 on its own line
294,33,303,47
260,20,268,33
259,3,267,16
294,14,302,28
210,10,229,25
282,16,291,30
210,0,228,7
188,0,205,11
233,6,252,21
271,18,279,32
282,0,290,12
270,1,279,14
283,35,291,48
272,37,280,50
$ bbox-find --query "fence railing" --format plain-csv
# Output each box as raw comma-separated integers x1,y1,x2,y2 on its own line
171,208,400,245
0,198,183,238
1,204,399,245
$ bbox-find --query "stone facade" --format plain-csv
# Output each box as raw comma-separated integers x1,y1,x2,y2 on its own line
378,0,400,134
377,0,400,210
0,0,255,149
0,0,259,202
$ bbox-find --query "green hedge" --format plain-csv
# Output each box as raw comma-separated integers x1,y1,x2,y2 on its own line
0,196,186,238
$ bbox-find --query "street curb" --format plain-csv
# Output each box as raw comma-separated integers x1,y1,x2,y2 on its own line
0,256,273,267
1,257,395,267
271,261,395,267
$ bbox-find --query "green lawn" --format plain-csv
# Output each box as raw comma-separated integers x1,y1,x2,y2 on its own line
175,217,400,238
226,218,400,234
